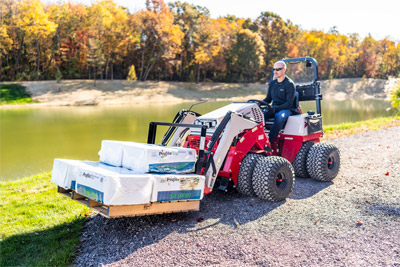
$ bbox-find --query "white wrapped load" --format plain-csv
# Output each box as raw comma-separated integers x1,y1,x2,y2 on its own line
51,159,99,190
122,142,197,173
151,174,205,202
75,164,154,205
98,140,130,167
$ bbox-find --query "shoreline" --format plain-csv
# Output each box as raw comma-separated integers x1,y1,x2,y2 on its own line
1,78,399,109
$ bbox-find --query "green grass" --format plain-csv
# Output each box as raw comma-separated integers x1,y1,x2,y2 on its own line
0,173,90,266
0,115,399,266
0,84,38,105
323,115,400,139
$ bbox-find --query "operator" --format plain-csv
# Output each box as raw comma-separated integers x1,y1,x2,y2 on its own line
263,60,296,143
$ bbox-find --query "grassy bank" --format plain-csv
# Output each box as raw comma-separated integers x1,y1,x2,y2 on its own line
0,173,89,266
0,84,38,105
0,116,399,266
323,115,400,139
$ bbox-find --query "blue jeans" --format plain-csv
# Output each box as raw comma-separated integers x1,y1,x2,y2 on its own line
265,110,292,143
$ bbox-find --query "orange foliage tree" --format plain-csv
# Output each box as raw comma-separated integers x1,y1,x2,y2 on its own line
1,0,399,82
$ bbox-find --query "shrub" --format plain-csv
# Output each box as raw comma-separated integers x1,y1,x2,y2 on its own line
127,64,137,81
55,67,62,83
0,84,37,105
391,82,400,112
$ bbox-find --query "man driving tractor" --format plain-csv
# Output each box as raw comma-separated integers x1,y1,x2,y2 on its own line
263,60,298,143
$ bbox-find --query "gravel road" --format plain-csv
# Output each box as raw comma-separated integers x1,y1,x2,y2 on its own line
74,126,400,266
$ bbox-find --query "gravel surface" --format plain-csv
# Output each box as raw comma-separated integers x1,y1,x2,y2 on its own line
74,126,400,266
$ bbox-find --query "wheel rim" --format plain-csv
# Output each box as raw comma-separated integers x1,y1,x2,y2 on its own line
327,155,335,170
276,172,287,189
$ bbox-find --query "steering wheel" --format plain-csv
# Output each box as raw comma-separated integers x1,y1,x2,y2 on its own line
248,99,269,106
247,99,271,110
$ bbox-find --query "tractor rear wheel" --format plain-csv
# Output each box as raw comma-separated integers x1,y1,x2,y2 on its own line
306,142,341,181
252,156,295,202
237,153,263,196
292,141,314,178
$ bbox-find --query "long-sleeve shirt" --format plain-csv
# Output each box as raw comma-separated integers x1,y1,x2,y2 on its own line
263,76,296,112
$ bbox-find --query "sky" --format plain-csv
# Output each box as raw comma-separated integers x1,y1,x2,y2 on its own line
45,0,400,42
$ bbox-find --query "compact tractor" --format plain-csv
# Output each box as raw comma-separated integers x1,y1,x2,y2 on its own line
54,57,340,217
149,56,340,202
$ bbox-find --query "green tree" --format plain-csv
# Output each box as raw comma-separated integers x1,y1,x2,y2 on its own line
391,83,400,113
55,66,62,83
227,28,265,82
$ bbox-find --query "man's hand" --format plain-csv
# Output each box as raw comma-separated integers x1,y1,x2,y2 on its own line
265,105,275,115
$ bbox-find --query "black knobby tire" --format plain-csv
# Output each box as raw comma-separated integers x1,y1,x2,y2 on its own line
237,153,264,196
252,156,295,202
292,141,314,178
306,142,341,182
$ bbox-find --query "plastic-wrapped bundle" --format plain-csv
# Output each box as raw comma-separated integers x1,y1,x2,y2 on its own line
98,140,129,167
122,142,197,173
75,164,154,205
51,159,99,190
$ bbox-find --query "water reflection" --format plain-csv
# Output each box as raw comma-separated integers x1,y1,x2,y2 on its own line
0,99,393,181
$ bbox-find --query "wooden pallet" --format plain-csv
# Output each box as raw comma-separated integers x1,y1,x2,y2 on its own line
57,186,200,218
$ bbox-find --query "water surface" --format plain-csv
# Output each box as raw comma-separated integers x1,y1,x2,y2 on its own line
0,99,393,181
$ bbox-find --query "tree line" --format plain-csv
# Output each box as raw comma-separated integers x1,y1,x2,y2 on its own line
1,0,399,83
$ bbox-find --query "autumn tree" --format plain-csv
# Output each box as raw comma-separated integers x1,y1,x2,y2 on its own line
15,0,57,79
168,1,209,81
192,17,236,82
134,0,183,81
1,0,400,82
257,12,290,69
88,0,129,80
0,1,13,80
48,3,89,79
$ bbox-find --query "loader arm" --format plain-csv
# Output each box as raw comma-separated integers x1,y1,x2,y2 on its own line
204,112,259,188
162,110,200,146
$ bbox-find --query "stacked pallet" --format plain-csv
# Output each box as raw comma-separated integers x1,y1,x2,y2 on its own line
52,141,205,217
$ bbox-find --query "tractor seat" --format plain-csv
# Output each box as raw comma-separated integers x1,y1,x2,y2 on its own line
264,91,300,130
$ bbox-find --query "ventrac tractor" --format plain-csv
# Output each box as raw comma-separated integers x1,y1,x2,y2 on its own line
149,57,340,202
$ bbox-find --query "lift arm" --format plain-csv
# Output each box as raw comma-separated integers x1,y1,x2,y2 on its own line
203,112,259,188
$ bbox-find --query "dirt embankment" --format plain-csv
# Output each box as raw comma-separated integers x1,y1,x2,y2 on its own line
1,77,399,108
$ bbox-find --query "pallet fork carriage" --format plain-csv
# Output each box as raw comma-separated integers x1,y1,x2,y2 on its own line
57,57,340,217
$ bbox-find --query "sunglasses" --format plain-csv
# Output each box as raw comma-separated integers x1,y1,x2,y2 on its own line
273,67,283,71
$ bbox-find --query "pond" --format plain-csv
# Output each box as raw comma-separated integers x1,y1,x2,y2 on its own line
0,99,394,181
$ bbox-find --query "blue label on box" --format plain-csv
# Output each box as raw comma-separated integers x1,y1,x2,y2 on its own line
76,184,104,204
157,190,201,201
149,162,195,173
70,180,76,190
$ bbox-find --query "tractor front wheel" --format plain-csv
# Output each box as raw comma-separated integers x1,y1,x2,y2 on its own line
306,142,341,181
252,156,295,202
237,153,263,196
